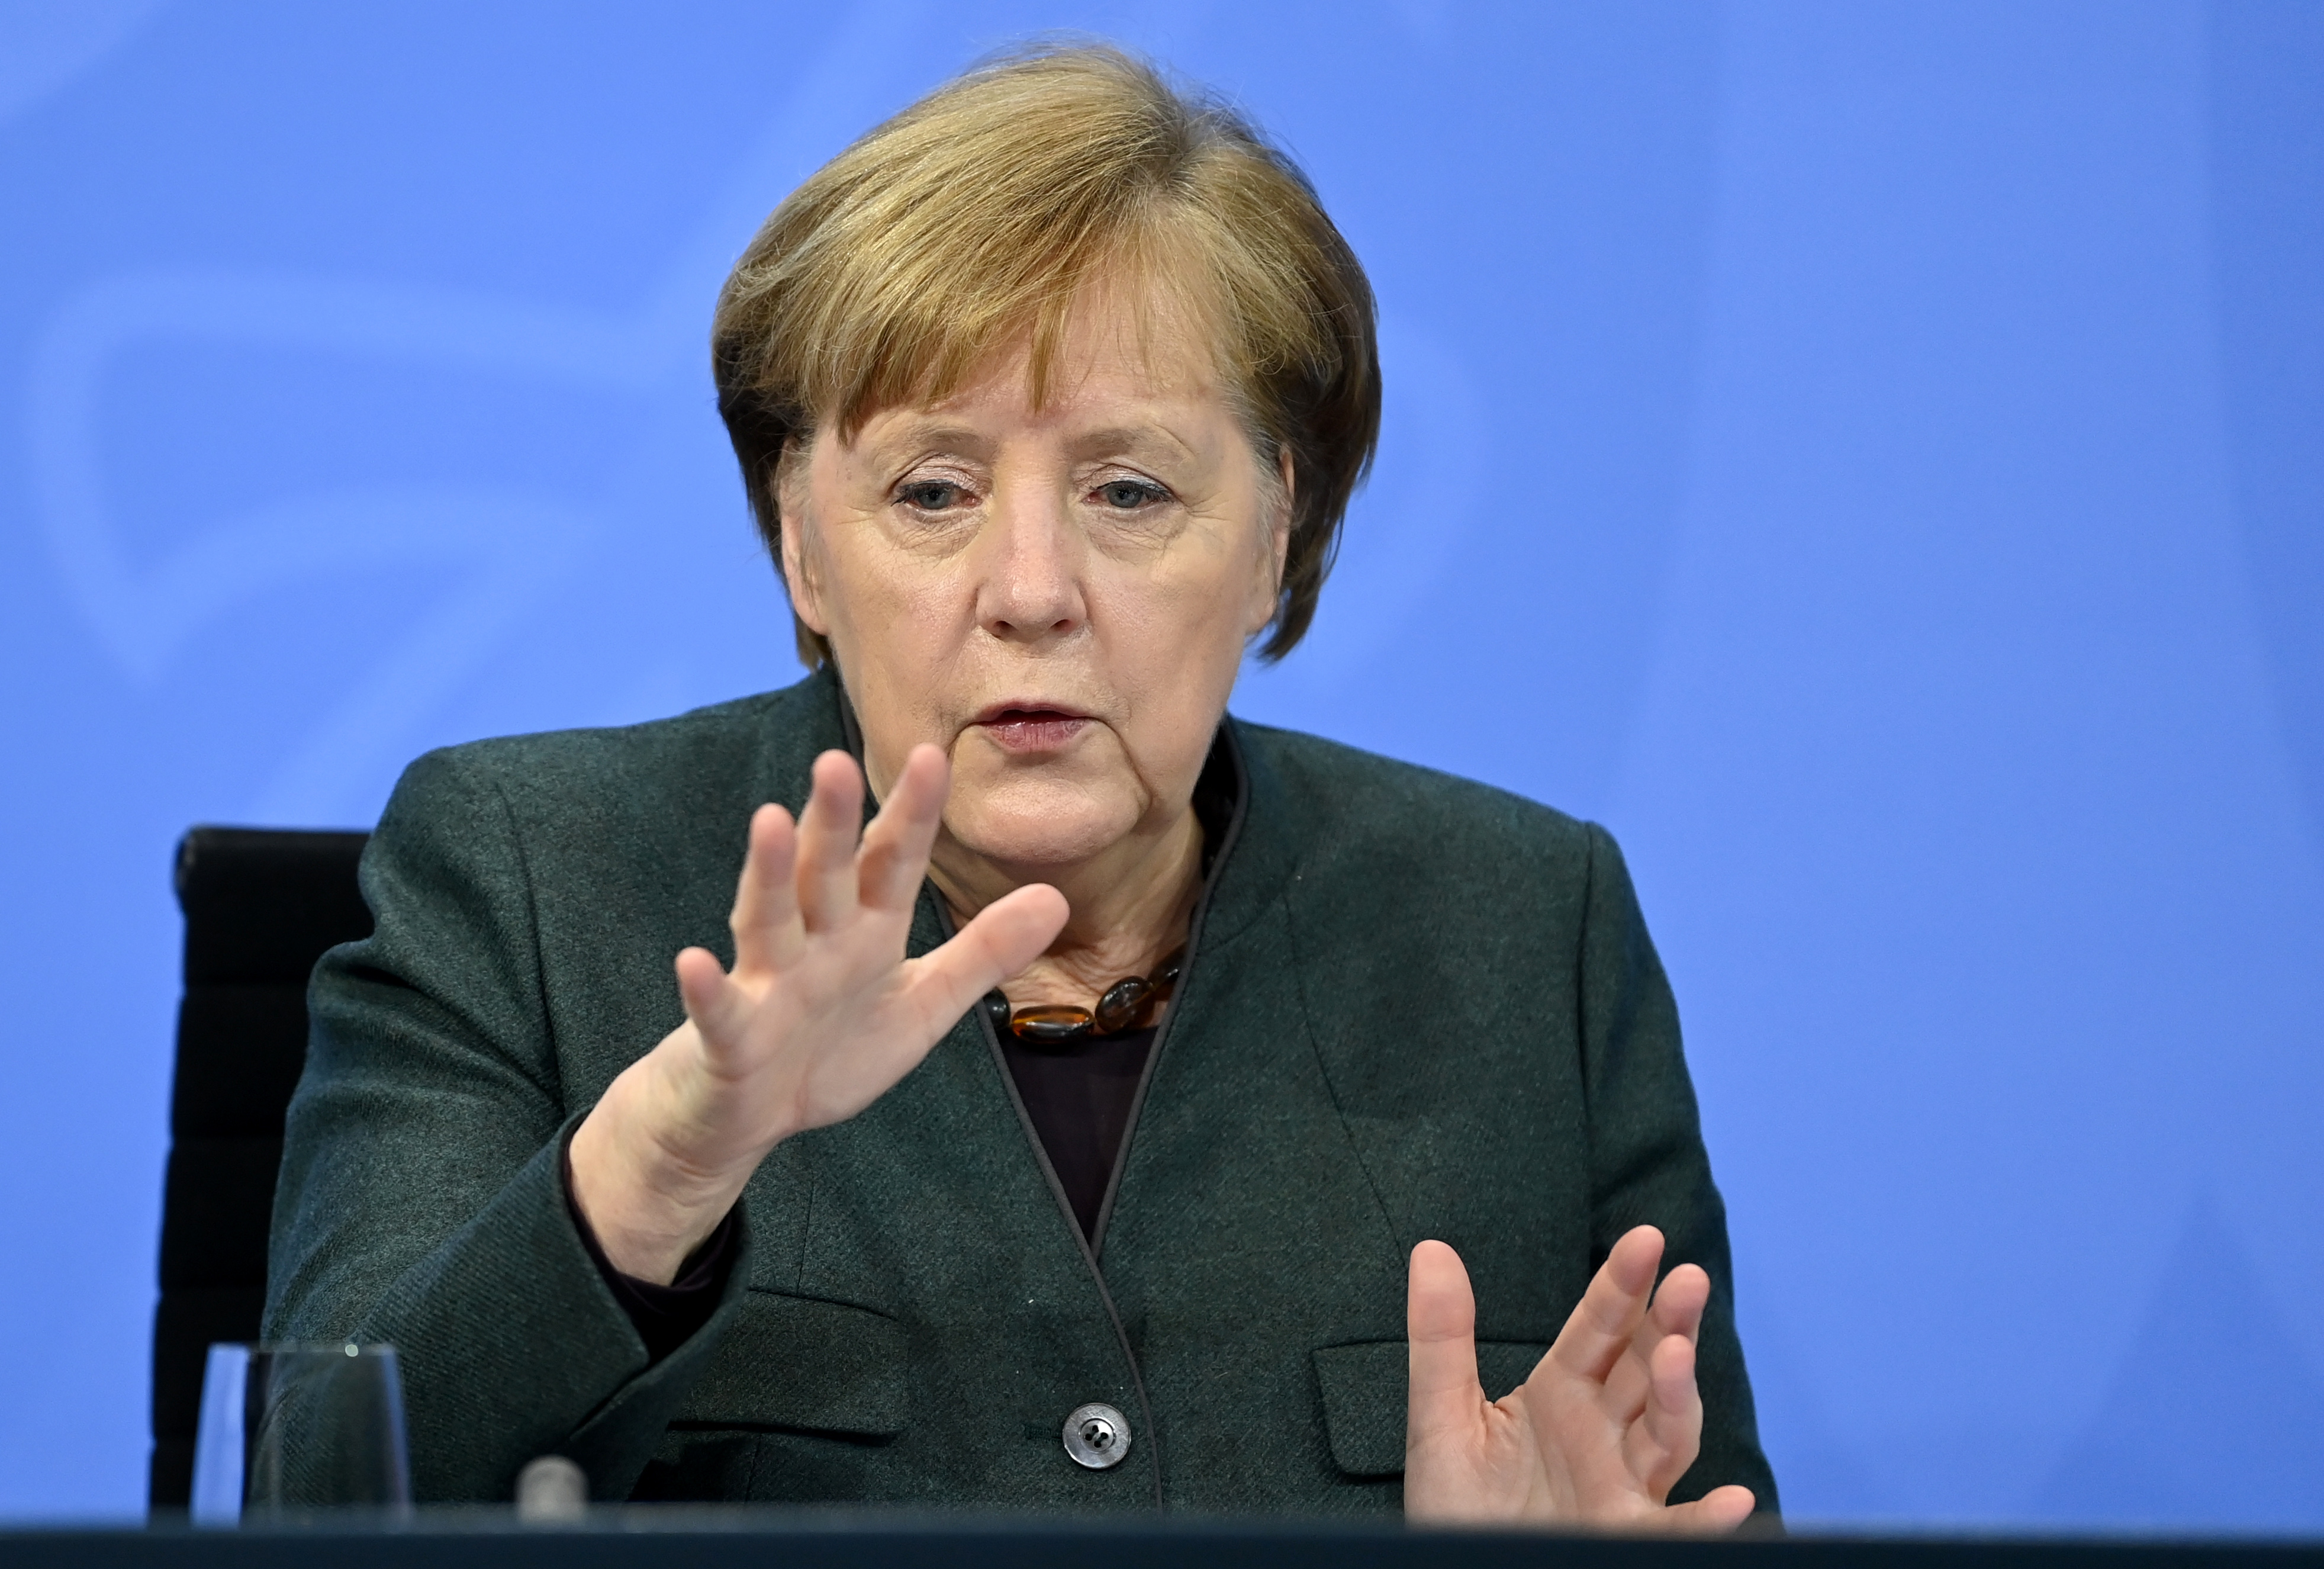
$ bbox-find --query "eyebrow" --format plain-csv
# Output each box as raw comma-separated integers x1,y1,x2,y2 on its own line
861,417,1205,470
1063,424,1200,464
863,421,992,458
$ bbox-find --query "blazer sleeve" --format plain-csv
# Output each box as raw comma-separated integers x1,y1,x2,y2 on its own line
1576,822,1781,1519
261,745,752,1503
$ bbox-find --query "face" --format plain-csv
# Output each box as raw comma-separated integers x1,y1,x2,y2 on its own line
781,293,1289,885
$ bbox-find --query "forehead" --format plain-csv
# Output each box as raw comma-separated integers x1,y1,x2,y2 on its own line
854,283,1233,445
890,248,1233,396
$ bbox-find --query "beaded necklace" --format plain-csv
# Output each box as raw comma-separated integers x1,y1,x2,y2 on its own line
982,946,1187,1047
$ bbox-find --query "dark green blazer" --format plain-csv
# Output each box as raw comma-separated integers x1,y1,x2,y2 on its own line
264,665,1776,1516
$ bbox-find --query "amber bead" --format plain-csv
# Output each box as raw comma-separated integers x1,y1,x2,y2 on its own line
1092,976,1154,1034
1010,1004,1095,1046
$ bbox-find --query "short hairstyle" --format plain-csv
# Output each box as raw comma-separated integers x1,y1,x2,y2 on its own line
711,44,1380,668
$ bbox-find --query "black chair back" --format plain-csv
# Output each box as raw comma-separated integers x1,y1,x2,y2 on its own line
149,827,371,1512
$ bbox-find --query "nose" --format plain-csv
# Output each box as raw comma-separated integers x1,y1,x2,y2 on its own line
975,474,1084,646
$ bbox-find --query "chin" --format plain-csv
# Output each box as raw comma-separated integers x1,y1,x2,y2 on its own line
946,778,1141,872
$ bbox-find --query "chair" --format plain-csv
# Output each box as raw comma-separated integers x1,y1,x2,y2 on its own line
149,827,372,1512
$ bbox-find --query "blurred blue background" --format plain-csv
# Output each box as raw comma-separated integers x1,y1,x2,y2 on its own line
2,0,2320,1530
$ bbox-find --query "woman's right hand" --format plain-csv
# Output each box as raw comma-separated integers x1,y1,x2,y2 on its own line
568,744,1068,1284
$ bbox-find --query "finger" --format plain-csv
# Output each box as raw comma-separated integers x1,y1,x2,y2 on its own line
796,751,865,932
1602,1262,1712,1421
1608,1264,1720,1422
1657,1486,1755,1534
1548,1225,1665,1385
1405,1240,1486,1448
1601,1339,1654,1429
780,886,1067,1141
1647,1262,1710,1345
903,883,1069,1030
858,744,949,913
674,946,751,1050
1628,1329,1704,1496
729,803,801,976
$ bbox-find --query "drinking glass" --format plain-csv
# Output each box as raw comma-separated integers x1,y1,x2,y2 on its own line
191,1342,413,1522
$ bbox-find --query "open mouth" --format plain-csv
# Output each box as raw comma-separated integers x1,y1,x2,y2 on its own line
974,705,1092,753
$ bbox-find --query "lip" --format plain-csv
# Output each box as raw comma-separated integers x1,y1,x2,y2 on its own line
971,700,1095,754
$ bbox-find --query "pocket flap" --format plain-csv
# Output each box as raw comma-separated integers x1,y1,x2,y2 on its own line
1312,1339,1549,1477
676,1291,907,1438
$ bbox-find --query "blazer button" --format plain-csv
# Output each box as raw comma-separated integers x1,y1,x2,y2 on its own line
1061,1403,1132,1469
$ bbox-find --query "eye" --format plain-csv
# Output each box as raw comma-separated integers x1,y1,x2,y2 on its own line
1095,478,1168,510
896,480,968,512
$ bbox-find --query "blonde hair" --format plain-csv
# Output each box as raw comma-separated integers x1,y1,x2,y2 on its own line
712,43,1380,668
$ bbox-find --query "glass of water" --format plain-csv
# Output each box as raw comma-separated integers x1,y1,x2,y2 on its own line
191,1342,412,1522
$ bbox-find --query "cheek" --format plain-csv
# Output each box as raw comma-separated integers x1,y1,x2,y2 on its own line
1093,533,1260,705
810,528,983,763
813,517,961,645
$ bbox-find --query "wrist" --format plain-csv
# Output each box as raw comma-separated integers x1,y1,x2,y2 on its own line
569,1057,755,1284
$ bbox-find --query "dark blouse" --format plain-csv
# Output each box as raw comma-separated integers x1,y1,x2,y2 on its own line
994,1024,1157,1239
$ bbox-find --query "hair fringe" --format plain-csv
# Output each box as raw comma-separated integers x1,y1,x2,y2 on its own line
712,41,1379,668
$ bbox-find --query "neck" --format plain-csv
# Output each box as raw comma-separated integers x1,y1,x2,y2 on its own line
929,805,1203,1007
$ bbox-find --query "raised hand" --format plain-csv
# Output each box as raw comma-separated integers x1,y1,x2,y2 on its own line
1402,1227,1757,1531
568,745,1067,1282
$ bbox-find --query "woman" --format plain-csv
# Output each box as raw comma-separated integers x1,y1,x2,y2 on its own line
265,46,1775,1525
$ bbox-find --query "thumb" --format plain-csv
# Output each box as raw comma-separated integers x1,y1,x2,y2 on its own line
908,883,1071,1028
1658,1486,1757,1533
674,946,749,1049
1407,1240,1485,1448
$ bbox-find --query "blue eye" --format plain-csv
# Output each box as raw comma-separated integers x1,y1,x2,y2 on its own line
899,481,963,510
1098,480,1163,509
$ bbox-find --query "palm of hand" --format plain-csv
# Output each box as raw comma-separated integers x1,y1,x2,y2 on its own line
1404,1228,1756,1531
656,746,1067,1169
570,745,1066,1281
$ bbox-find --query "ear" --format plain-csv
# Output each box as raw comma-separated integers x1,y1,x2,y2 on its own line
1245,447,1296,638
775,438,832,636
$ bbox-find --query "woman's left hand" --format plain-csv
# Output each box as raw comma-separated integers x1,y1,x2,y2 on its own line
1402,1226,1758,1531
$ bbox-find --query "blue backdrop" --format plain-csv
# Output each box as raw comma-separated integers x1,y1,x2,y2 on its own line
3,0,2319,1530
